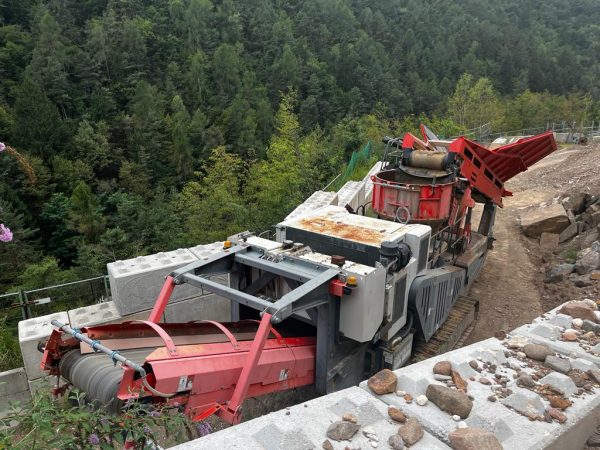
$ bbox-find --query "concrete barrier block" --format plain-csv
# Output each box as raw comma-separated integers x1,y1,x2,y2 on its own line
18,312,69,380
68,301,172,328
68,301,121,328
170,386,450,450
285,191,338,221
337,181,365,210
164,293,231,323
359,337,600,449
512,302,600,367
188,242,225,260
0,368,28,397
0,367,31,414
107,249,199,316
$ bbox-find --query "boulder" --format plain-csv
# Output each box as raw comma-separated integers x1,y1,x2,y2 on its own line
433,361,452,376
544,355,571,374
540,232,560,250
367,368,397,395
522,343,553,361
398,417,424,446
546,264,575,283
520,203,570,238
564,193,590,215
575,248,600,275
388,434,404,450
426,384,473,419
388,406,407,423
448,427,503,450
558,301,598,323
326,421,360,441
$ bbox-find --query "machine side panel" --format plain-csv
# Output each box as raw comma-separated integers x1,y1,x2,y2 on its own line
408,266,466,341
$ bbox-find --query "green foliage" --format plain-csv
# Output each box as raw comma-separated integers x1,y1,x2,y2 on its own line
176,146,248,243
0,0,599,301
0,315,22,372
0,390,198,449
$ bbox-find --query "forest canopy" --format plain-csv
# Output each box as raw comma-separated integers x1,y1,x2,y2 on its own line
0,0,599,293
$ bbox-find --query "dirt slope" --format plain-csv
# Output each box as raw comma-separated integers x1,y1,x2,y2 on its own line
465,140,600,344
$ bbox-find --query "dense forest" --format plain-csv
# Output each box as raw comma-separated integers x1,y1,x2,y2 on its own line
1,0,599,294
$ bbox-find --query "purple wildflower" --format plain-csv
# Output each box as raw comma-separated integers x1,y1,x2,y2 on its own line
149,410,160,417
143,425,151,434
0,142,5,152
196,421,212,437
88,433,100,445
0,224,12,243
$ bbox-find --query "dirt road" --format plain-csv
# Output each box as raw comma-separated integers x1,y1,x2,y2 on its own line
465,141,600,344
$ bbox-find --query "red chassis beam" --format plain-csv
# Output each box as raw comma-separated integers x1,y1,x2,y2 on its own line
41,277,318,425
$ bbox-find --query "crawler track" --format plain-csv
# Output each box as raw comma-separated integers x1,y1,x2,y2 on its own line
411,296,479,362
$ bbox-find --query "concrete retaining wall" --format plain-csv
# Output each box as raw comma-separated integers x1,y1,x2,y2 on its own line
174,300,600,449
0,368,30,419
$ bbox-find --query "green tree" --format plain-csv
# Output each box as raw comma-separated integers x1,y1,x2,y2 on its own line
165,95,193,180
69,181,105,242
245,92,303,230
176,146,247,243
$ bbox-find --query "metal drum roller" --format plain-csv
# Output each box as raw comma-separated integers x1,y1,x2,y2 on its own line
59,348,152,413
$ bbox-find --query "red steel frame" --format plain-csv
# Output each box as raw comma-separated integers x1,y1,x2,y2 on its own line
41,277,317,424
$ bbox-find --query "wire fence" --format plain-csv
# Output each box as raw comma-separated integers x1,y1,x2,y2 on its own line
0,276,111,333
462,120,600,143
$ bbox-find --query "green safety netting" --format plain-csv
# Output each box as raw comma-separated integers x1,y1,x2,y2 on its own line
341,141,372,182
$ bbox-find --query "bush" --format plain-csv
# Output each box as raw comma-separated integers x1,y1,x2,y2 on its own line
0,389,210,449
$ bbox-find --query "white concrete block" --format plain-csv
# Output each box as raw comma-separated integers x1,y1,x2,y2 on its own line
18,312,69,380
285,190,338,221
337,181,365,211
188,242,225,260
171,386,450,450
0,368,28,397
107,249,199,316
164,293,230,323
359,337,600,449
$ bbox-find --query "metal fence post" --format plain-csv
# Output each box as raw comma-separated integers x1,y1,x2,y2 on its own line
19,290,29,320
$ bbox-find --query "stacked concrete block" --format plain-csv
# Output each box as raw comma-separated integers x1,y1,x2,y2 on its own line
0,368,31,417
359,336,600,449
285,190,338,221
171,386,450,450
107,249,199,316
188,241,225,261
337,180,365,211
164,294,230,323
18,311,69,380
511,302,600,367
362,161,383,203
67,301,165,328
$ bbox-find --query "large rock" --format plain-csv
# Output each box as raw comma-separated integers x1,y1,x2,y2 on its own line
544,355,571,374
426,384,473,419
448,427,503,450
545,264,575,283
367,368,397,395
559,301,599,323
540,232,560,251
326,421,360,441
398,417,424,446
522,343,553,361
520,203,570,238
564,192,590,215
502,391,545,420
575,247,600,275
433,361,453,376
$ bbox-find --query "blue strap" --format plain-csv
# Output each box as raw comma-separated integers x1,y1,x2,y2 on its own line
90,340,102,352
109,350,120,366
